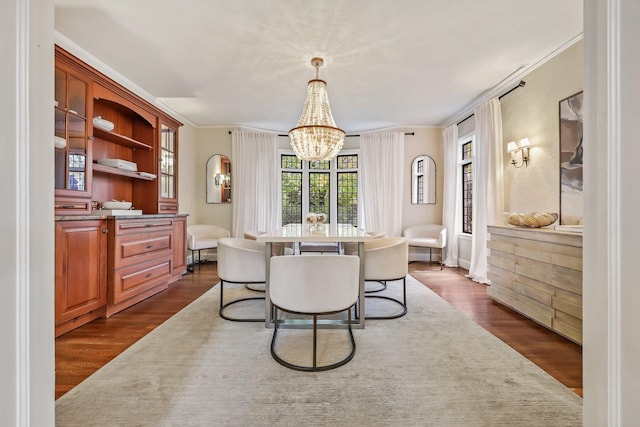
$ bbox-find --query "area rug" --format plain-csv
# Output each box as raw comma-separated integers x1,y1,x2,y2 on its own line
55,275,582,426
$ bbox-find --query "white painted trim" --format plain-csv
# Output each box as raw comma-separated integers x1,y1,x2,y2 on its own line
458,258,471,271
443,33,585,128
16,1,30,424
606,0,621,424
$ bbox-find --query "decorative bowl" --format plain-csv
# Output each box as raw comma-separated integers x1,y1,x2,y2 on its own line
504,212,558,228
102,200,132,210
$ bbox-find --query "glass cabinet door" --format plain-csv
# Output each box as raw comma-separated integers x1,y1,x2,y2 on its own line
55,67,88,192
160,124,177,200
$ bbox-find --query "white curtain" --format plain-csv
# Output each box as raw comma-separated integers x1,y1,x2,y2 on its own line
468,98,504,283
231,129,280,237
442,124,460,267
360,132,405,237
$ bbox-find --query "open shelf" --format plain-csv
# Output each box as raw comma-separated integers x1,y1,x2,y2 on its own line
93,127,153,151
92,163,156,180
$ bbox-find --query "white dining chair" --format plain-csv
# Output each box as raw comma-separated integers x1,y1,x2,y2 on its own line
217,237,266,322
362,237,409,319
269,254,359,371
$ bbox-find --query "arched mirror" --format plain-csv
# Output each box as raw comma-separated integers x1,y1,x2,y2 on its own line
411,155,436,204
206,154,231,203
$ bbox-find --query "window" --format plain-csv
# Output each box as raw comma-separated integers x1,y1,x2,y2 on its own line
461,139,473,234
280,152,359,227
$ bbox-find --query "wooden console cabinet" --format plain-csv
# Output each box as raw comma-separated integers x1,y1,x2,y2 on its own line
487,225,583,344
54,45,187,336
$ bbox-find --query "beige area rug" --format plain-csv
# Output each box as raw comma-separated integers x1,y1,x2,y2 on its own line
56,275,582,426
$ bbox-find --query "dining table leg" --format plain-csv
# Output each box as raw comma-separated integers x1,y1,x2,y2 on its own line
264,242,273,328
357,241,365,328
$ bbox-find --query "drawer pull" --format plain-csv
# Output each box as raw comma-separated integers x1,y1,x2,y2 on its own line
145,273,153,278
146,245,153,249
60,205,78,209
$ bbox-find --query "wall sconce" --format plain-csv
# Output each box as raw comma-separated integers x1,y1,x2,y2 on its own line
215,173,225,187
507,138,531,168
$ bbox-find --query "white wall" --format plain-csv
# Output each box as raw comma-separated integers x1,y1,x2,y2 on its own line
501,40,584,216
192,128,233,230
177,122,198,225
452,40,584,268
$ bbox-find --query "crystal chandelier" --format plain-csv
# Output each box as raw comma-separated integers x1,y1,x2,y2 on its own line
289,57,345,161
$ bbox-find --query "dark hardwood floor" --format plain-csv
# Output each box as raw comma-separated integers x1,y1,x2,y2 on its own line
55,261,582,399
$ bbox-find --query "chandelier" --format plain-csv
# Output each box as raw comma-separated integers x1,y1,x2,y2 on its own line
289,57,345,161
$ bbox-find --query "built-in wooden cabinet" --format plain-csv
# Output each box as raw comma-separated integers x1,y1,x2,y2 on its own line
54,45,187,336
54,46,183,215
55,220,107,336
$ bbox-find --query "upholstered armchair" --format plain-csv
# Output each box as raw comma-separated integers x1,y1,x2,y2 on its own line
402,224,446,269
186,225,230,271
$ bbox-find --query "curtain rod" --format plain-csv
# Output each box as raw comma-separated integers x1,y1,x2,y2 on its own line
228,131,414,137
456,80,526,126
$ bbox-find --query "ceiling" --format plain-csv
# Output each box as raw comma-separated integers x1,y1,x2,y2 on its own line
54,0,583,133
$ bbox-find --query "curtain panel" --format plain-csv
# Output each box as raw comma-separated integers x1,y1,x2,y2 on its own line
468,98,504,283
231,129,280,237
359,132,405,237
442,124,460,267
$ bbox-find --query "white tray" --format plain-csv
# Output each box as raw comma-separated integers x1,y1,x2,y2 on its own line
92,209,142,216
96,158,138,172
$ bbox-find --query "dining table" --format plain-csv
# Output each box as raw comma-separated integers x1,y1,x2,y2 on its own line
256,223,373,329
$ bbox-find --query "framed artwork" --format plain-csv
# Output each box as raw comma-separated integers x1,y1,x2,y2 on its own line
559,91,583,225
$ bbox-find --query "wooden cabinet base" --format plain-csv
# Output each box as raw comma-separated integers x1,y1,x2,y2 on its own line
55,306,106,337
106,281,169,318
55,215,187,335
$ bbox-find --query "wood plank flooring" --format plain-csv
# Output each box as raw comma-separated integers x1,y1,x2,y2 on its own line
55,261,582,399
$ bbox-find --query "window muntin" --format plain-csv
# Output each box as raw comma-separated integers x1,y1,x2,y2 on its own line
280,152,359,227
309,172,330,221
337,154,358,226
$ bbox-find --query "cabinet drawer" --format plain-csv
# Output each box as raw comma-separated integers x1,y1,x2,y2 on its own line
55,197,91,215
158,202,178,214
114,230,172,268
112,218,174,236
110,256,171,305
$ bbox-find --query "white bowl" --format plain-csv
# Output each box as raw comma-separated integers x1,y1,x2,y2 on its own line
102,201,132,210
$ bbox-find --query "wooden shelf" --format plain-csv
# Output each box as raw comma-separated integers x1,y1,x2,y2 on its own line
92,163,156,180
93,127,153,151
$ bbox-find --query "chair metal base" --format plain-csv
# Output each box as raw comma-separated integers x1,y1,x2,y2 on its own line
408,247,445,270
219,280,265,322
270,304,356,372
187,249,215,272
364,277,407,320
365,281,387,293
